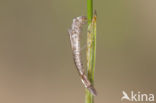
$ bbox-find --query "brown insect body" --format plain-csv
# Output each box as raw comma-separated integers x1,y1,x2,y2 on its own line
68,16,97,96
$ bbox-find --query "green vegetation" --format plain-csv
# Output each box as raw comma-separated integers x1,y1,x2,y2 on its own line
85,0,96,103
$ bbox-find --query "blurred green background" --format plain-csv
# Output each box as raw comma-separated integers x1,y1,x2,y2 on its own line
0,0,156,103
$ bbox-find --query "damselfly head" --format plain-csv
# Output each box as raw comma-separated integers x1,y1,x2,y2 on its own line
73,16,87,24
80,16,87,20
78,16,87,24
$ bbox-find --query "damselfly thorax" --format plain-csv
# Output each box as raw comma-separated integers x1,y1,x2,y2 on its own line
68,16,97,96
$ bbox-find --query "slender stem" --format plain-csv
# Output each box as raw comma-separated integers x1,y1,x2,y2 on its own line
87,0,93,24
86,0,96,103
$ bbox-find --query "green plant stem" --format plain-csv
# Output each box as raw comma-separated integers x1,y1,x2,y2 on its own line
87,0,93,24
86,0,96,103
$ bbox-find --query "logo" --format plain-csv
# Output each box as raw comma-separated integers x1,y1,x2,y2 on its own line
121,91,154,102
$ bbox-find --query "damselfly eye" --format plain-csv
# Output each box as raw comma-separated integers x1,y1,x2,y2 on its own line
81,16,87,20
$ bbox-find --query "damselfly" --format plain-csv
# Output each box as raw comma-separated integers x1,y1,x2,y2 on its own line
68,16,97,96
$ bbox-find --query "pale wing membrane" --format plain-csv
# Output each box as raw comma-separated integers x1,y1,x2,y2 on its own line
68,16,97,96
